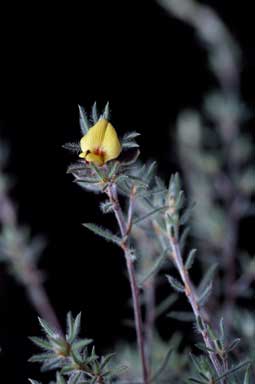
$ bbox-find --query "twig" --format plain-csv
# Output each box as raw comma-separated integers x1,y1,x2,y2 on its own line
166,229,223,380
107,183,149,384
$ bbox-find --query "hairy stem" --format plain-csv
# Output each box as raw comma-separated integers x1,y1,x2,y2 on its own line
168,233,223,379
107,183,149,384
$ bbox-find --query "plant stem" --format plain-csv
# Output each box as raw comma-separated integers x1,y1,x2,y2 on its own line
107,183,149,384
0,181,63,336
168,233,223,380
25,267,63,336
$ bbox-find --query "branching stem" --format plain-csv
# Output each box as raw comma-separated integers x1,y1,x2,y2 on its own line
107,183,149,384
167,230,223,380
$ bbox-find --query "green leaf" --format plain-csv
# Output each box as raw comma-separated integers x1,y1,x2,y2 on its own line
206,324,218,342
38,317,58,338
73,338,93,351
100,200,114,214
215,360,251,383
56,372,67,384
179,205,194,225
198,281,212,306
29,336,52,350
72,312,82,341
189,353,201,373
68,372,82,384
144,161,157,183
78,105,90,134
67,312,74,342
219,317,225,342
176,190,185,210
103,101,110,120
138,248,169,286
166,274,185,293
83,223,122,245
66,311,82,343
108,161,120,178
226,338,241,353
195,343,215,353
133,205,167,225
62,142,80,153
29,352,56,362
89,162,105,181
41,356,62,371
150,346,172,382
70,347,83,365
179,226,190,251
243,365,251,384
198,263,218,295
185,249,197,270
122,132,141,141
109,364,128,377
92,102,99,124
122,141,139,149
100,353,115,369
125,175,148,188
155,293,178,317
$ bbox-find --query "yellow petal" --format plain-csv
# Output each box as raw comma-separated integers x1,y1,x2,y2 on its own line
79,152,86,158
80,118,108,154
85,152,105,166
102,122,122,162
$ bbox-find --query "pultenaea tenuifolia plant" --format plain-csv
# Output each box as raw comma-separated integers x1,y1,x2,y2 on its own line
0,1,254,383
62,102,253,384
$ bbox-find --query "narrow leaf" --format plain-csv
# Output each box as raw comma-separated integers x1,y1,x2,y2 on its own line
133,205,167,225
92,102,99,124
150,347,172,382
185,249,197,270
83,223,122,245
103,101,110,120
243,365,251,384
226,338,241,353
29,337,52,350
198,263,218,294
73,338,93,351
38,317,58,338
62,142,80,153
78,105,90,134
215,360,251,383
72,312,82,341
29,352,56,362
155,293,178,318
198,281,213,306
166,274,185,293
139,248,168,286
56,373,66,384
100,353,116,369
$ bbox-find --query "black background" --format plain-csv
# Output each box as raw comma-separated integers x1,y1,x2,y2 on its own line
0,1,254,382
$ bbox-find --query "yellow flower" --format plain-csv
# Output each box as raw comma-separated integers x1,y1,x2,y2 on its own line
79,118,122,166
